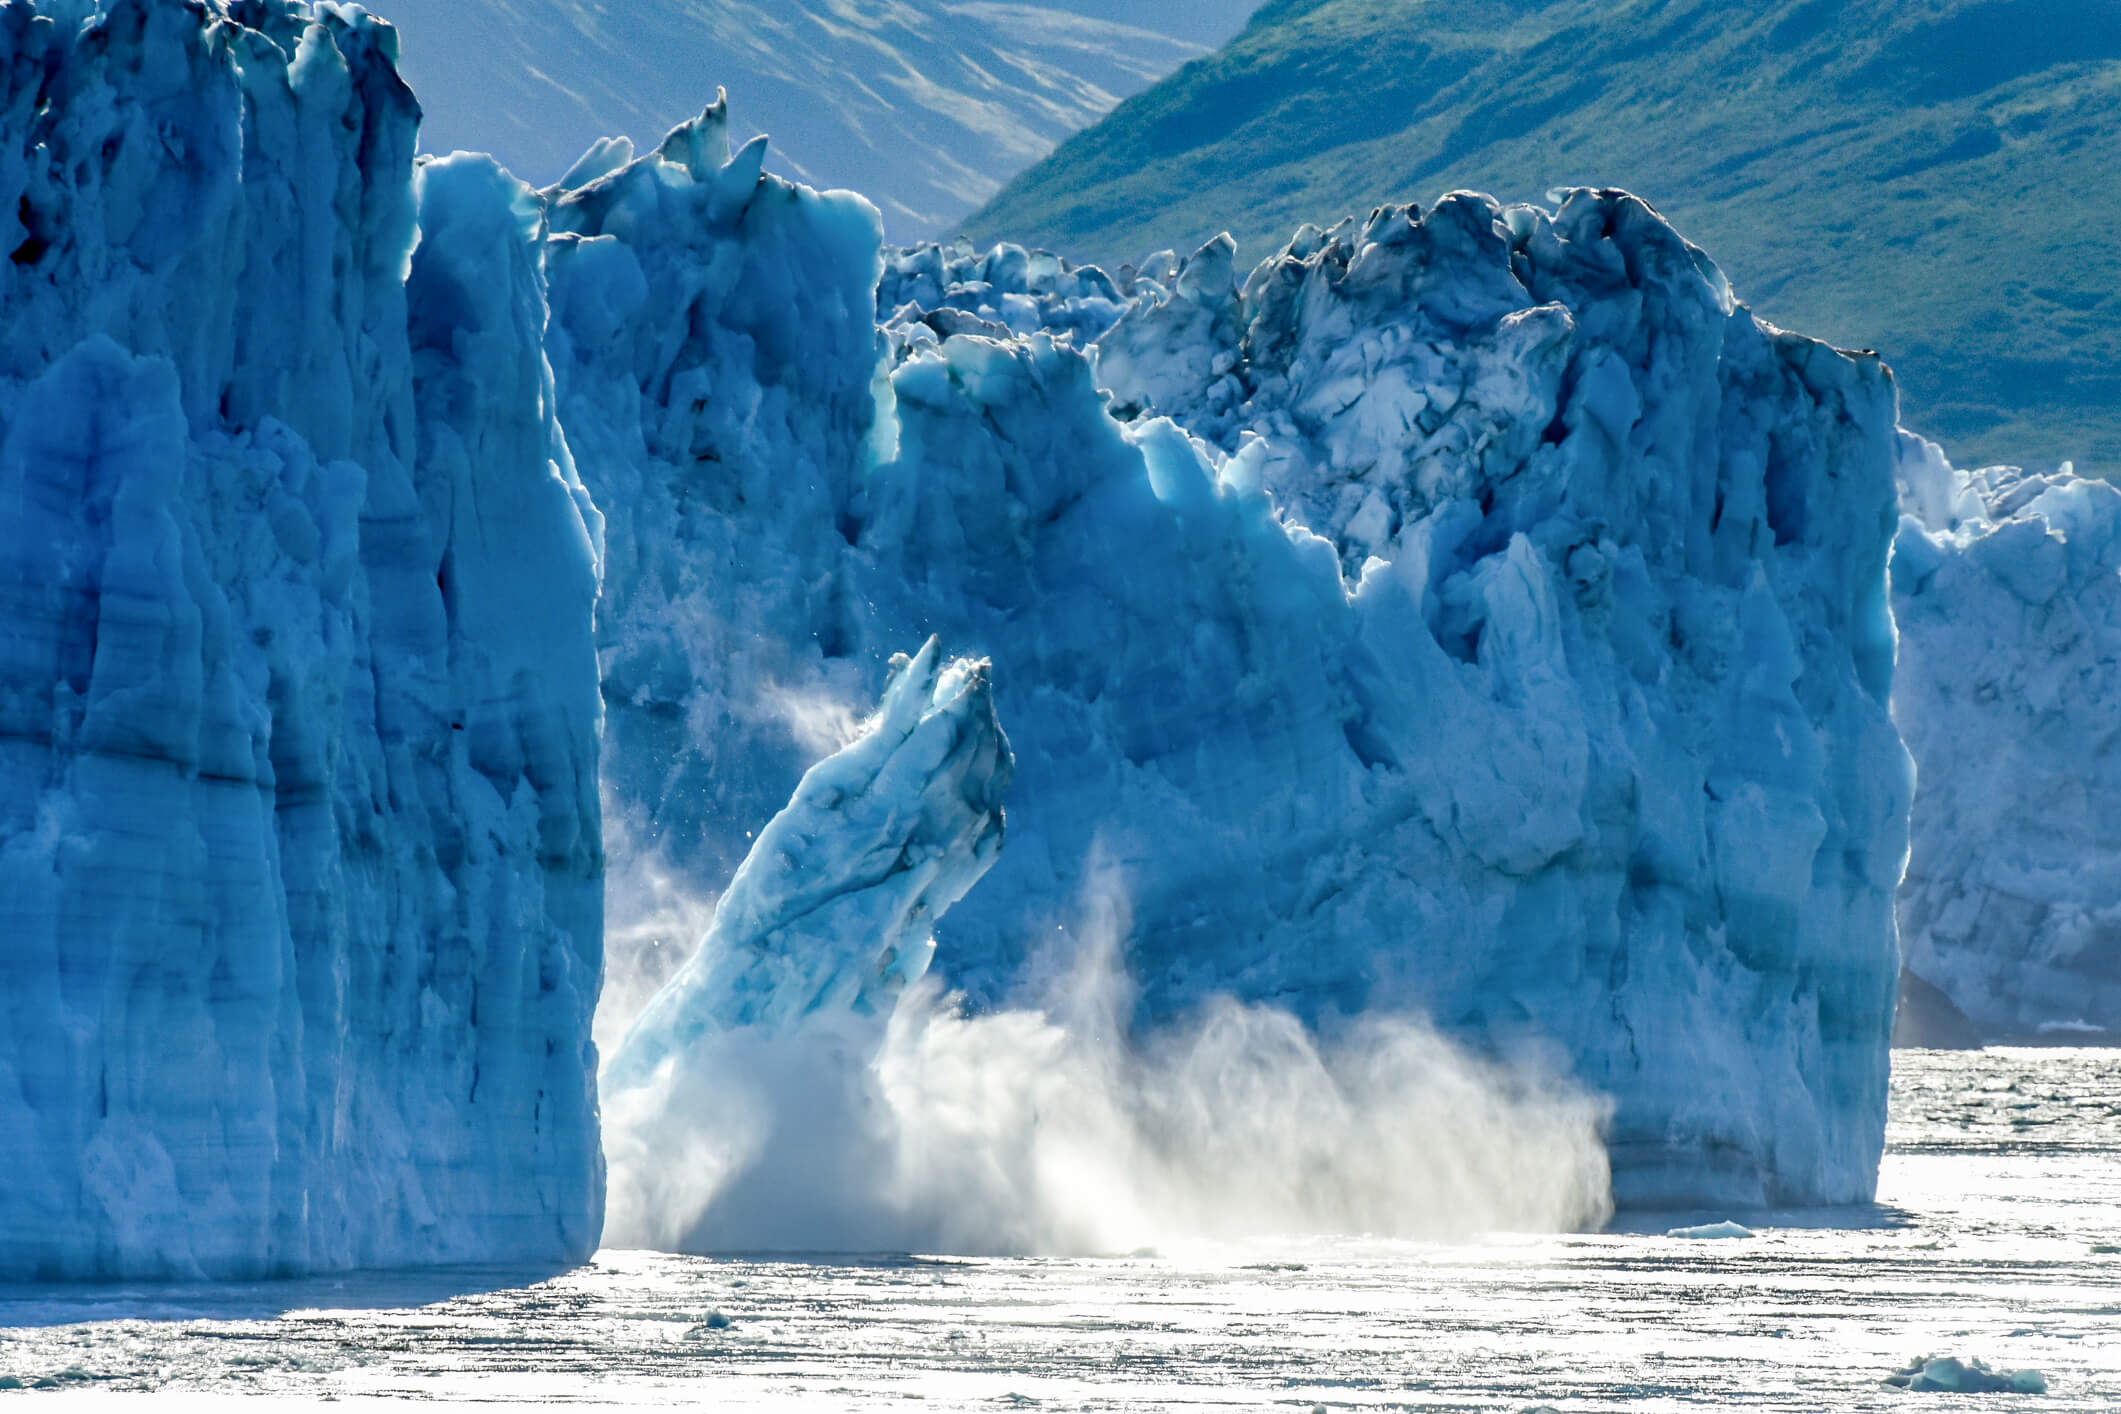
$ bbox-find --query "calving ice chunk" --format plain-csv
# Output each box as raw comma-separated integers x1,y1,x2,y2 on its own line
598,640,1609,1256
597,641,1020,1253
602,639,1012,1093
1892,433,2121,1041
0,0,603,1279
557,96,1912,1208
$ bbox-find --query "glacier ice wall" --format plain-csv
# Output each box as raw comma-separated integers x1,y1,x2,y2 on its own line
1893,435,2121,1040
552,103,1911,1208
0,0,604,1279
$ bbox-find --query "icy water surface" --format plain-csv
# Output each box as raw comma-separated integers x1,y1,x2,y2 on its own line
2,1048,2115,1409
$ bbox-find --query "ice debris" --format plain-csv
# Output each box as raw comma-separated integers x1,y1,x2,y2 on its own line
1666,1221,1755,1240
1884,1356,2048,1394
601,639,1011,1094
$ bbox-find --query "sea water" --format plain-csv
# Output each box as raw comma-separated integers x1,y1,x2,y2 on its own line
1,1048,2113,1409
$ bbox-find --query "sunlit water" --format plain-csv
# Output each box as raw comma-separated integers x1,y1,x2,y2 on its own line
3,1048,2115,1409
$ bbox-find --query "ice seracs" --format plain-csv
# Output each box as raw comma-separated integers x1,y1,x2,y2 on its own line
1087,197,1913,1205
2,0,1932,1268
0,0,603,1279
1892,434,2121,1041
555,103,1912,1209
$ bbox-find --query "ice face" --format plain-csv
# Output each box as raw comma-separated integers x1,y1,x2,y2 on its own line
0,2,603,1280
4,1,1920,1266
1892,433,2121,1040
558,110,1912,1207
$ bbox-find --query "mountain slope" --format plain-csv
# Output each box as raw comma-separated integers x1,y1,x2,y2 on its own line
964,0,2121,474
384,0,1258,238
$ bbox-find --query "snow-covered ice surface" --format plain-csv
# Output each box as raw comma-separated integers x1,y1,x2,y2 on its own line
0,1,605,1278
564,108,1910,1210
1,1048,2114,1410
1892,434,2121,1040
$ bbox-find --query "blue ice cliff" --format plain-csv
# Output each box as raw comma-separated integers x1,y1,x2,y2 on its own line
552,103,1912,1207
0,2,604,1278
1893,435,2121,1041
3,0,1921,1277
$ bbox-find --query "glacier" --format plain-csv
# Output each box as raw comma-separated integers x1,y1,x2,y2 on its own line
0,0,1932,1278
0,1,604,1279
1892,435,2121,1042
551,98,1912,1208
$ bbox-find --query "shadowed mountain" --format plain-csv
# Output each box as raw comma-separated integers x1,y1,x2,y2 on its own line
385,0,1259,239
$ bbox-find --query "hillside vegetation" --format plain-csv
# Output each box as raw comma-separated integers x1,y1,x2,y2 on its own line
965,0,2121,474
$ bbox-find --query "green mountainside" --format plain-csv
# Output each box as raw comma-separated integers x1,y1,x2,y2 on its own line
963,0,2121,474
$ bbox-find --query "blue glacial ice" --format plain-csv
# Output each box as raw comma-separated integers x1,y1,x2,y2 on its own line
0,0,1929,1275
1892,434,2121,1040
0,1,603,1279
552,103,1913,1208
1666,1220,1755,1240
1884,1355,2049,1395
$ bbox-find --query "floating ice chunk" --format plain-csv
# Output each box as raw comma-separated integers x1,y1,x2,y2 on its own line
1666,1221,1755,1240
1884,1356,2048,1394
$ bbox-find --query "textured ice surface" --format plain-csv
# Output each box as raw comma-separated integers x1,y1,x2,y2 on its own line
0,1,604,1279
1892,435,2121,1041
555,103,1911,1207
1084,207,1914,1207
879,240,1130,346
